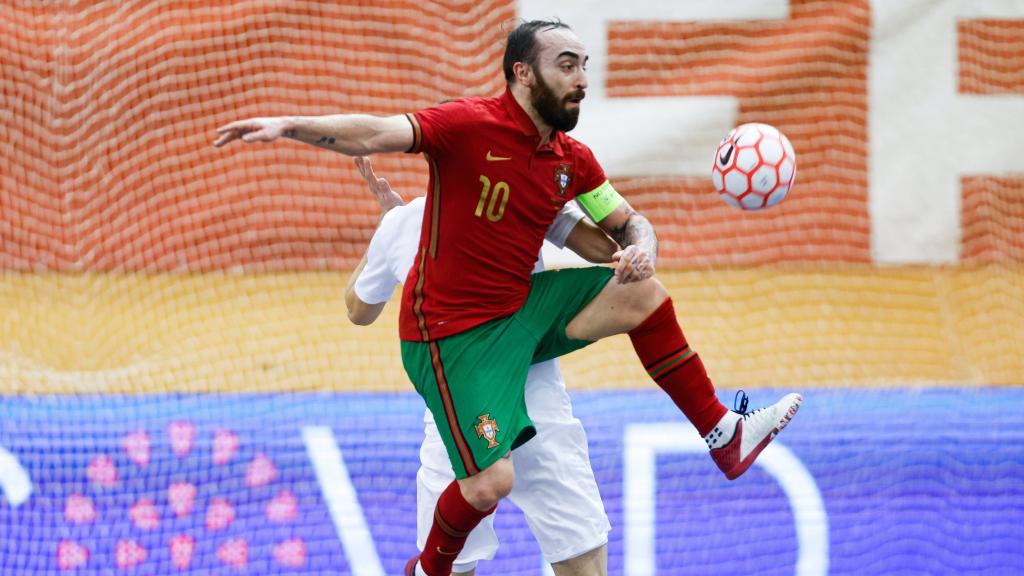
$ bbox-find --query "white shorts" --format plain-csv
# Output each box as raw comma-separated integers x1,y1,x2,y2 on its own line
416,358,610,571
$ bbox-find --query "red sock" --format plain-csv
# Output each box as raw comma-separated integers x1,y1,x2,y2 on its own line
629,298,728,436
418,481,495,576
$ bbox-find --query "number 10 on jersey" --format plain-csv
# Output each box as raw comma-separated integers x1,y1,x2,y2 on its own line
475,175,509,222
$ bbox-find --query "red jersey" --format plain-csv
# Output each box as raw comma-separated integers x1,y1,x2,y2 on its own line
399,88,608,342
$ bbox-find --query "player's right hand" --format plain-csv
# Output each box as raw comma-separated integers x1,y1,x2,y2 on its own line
354,156,404,217
213,117,292,147
612,245,655,284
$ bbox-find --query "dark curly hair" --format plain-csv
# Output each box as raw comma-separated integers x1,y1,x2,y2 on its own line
502,19,572,84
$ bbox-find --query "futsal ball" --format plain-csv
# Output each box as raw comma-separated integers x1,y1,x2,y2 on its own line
711,123,796,211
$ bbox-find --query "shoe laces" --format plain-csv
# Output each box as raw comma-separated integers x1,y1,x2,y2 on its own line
734,390,766,420
734,390,750,415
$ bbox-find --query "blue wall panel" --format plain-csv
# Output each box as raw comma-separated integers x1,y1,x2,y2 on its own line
1,389,1021,574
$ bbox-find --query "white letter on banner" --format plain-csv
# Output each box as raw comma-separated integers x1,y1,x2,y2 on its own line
870,0,1024,264
518,0,791,268
623,424,828,576
0,446,32,508
303,426,385,576
515,0,789,178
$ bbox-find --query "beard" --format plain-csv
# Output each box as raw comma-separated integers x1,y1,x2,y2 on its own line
530,71,584,133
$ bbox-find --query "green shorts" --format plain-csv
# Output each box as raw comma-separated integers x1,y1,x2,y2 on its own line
400,266,614,478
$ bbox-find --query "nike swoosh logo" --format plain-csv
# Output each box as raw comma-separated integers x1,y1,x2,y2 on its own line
719,144,734,166
436,546,459,556
486,151,512,162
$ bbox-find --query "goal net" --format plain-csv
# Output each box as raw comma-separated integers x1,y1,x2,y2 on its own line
1,1,1021,574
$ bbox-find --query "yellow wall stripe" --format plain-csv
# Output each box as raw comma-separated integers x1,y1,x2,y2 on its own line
1,266,1021,394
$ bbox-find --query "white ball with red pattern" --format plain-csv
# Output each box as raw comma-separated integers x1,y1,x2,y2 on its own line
711,123,796,211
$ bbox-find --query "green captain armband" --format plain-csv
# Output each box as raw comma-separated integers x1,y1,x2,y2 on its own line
576,180,624,222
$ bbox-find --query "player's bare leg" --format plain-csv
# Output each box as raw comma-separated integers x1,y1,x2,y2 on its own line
551,544,607,576
564,276,667,341
457,454,514,511
566,276,801,480
409,456,513,576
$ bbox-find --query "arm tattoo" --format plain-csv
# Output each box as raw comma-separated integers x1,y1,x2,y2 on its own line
610,207,659,264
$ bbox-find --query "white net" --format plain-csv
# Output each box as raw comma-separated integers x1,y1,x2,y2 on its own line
1,1,1022,574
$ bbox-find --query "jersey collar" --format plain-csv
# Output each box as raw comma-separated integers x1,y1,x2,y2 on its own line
500,87,566,157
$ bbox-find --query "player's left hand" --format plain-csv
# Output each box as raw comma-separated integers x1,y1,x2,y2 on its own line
612,245,655,283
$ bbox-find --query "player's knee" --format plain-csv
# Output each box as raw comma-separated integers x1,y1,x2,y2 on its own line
485,473,514,503
463,479,511,509
620,277,669,321
645,277,669,307
459,458,514,509
482,458,515,500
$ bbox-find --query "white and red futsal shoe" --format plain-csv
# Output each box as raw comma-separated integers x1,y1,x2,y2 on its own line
706,392,803,480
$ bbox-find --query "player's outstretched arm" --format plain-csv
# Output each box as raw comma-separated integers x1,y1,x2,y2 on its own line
345,156,405,326
564,218,619,263
597,201,658,284
213,113,414,156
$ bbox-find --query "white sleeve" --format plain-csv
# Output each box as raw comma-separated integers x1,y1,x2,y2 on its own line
353,212,402,305
545,202,586,249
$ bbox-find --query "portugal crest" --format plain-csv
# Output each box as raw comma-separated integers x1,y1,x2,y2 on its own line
553,163,573,197
475,414,500,449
